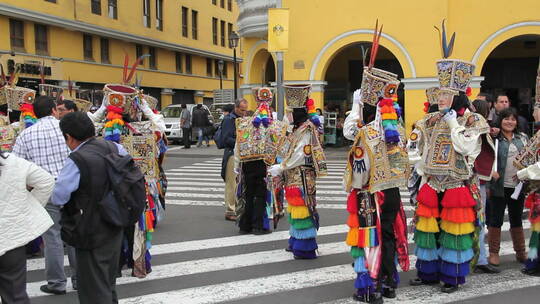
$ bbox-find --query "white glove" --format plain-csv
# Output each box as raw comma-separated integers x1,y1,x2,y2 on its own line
268,164,283,177
234,167,240,175
443,109,457,122
101,95,109,107
353,89,363,106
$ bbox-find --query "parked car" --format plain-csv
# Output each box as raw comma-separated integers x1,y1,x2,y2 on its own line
163,104,214,144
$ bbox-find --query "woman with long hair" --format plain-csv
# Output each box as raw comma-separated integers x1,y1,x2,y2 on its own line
488,108,529,266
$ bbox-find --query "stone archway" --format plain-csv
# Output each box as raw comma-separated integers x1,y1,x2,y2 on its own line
480,34,540,125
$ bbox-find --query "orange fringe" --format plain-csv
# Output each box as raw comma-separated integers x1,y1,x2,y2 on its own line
440,207,476,223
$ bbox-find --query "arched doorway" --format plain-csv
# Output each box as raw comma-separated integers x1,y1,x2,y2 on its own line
480,34,540,125
264,56,276,86
323,42,405,145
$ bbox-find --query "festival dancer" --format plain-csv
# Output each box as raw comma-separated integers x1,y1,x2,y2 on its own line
268,84,327,260
408,21,490,293
342,21,410,303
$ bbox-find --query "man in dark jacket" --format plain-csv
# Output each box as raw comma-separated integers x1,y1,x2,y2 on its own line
52,112,127,304
192,104,211,147
221,99,248,221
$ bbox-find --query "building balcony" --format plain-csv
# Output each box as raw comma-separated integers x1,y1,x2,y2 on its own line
236,0,277,38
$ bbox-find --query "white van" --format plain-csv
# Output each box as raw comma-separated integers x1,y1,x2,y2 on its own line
162,104,213,144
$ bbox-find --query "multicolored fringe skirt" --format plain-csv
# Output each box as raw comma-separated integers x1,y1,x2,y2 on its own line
346,189,380,299
524,192,540,272
414,183,476,286
286,185,318,259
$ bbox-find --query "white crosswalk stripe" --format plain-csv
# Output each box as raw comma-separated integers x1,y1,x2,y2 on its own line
27,157,534,303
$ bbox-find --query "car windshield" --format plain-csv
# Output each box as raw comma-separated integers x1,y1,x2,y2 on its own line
162,107,182,118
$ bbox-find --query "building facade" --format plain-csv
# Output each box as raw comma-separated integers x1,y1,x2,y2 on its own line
236,0,540,131
0,0,241,108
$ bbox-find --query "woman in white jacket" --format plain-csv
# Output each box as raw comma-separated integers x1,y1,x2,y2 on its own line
0,152,54,304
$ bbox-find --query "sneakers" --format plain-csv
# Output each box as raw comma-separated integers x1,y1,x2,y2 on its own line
40,285,66,295
474,264,501,274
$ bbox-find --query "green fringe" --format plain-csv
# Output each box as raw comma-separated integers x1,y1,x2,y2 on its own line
438,231,473,251
288,215,314,230
414,230,437,249
530,231,539,249
350,246,365,259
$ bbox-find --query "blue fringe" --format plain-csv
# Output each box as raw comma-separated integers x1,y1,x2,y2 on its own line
354,256,368,273
525,259,539,271
438,247,474,264
309,115,321,127
289,226,317,239
262,117,270,128
354,272,374,289
440,274,465,286
292,238,318,251
440,261,470,277
415,247,439,261
416,259,439,274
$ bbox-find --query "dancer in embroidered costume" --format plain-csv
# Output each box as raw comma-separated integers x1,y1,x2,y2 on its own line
408,21,490,293
234,88,287,234
268,84,327,260
516,66,540,276
85,55,166,278
342,21,409,303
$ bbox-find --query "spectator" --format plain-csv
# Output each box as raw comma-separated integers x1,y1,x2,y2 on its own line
488,108,528,267
270,106,278,120
221,99,248,221
191,104,210,147
476,92,494,119
52,112,127,304
180,104,191,149
491,94,529,135
12,96,77,295
316,108,325,127
471,98,500,274
220,104,234,120
56,99,78,119
0,152,54,304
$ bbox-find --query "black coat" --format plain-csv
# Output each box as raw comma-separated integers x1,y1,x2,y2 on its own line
220,112,239,180
192,107,210,128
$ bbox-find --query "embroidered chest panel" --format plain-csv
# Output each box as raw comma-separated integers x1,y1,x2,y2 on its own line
357,122,408,193
236,118,288,165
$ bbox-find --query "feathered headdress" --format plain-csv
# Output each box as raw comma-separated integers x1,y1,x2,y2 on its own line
434,20,475,93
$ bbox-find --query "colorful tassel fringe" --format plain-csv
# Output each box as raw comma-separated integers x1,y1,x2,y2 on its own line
357,227,379,248
104,105,125,143
378,98,400,143
306,98,320,127
20,103,37,128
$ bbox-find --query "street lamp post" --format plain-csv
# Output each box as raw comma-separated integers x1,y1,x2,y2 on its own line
229,31,240,101
218,59,224,90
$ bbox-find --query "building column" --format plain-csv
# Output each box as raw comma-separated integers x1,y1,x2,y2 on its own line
161,88,174,108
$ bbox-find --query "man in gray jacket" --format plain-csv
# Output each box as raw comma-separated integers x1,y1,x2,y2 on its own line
180,104,191,149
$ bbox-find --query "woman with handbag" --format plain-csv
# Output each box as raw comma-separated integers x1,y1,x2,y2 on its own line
488,108,529,266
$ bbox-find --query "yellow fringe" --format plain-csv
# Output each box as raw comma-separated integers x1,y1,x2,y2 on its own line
416,216,439,233
287,205,310,219
345,228,358,246
440,220,475,235
532,222,540,232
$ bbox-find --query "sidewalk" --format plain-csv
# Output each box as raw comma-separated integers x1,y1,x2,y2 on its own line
166,143,350,159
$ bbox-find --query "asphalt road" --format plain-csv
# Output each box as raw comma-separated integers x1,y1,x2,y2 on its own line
24,144,540,304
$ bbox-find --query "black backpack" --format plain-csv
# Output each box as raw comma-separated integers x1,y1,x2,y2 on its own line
97,141,147,227
214,122,225,149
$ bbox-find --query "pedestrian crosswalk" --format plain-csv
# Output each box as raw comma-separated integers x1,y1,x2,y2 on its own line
25,158,537,304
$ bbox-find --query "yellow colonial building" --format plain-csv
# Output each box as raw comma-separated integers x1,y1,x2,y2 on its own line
0,0,240,108
236,0,540,131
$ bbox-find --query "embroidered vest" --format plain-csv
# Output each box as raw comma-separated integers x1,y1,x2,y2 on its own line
418,111,489,190
344,121,409,193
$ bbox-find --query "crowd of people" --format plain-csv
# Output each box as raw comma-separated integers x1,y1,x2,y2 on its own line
0,60,168,303
1,29,540,304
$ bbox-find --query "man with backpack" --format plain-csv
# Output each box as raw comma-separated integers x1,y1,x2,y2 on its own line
52,112,143,304
217,99,248,221
192,104,211,147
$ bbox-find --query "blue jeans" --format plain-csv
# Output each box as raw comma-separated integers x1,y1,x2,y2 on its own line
478,184,488,266
194,127,209,146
